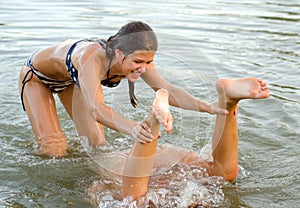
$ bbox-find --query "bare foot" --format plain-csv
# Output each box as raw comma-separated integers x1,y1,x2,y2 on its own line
151,89,173,133
216,78,269,109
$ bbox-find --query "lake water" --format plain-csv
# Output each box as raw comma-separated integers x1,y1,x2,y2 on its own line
0,0,299,207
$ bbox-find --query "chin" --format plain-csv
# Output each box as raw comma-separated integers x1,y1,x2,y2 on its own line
127,76,139,83
128,78,138,83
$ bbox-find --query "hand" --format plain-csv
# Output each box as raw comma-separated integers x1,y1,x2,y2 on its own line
207,101,229,115
132,120,154,144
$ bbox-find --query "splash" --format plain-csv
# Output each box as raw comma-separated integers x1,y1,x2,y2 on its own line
89,163,227,207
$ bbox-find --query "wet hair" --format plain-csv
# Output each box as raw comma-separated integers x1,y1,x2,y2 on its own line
106,21,158,58
106,21,158,108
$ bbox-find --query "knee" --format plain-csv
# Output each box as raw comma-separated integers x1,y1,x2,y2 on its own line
208,161,238,182
36,133,68,158
224,166,238,182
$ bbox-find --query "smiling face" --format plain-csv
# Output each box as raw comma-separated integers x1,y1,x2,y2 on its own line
119,50,155,82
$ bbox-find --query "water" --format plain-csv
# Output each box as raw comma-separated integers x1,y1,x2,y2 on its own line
0,0,299,207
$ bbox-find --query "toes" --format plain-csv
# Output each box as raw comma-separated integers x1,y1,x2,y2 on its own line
256,91,269,98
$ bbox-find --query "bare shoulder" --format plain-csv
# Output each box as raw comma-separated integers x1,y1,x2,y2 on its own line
69,41,107,77
74,41,106,64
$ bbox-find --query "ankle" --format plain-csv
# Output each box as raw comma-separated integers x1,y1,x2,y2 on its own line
217,92,239,110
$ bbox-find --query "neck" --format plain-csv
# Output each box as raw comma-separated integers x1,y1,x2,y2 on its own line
107,56,124,77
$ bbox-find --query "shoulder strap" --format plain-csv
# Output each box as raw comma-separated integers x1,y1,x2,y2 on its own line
85,38,107,48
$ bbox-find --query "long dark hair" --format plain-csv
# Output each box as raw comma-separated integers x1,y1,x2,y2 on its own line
106,21,158,108
106,21,158,58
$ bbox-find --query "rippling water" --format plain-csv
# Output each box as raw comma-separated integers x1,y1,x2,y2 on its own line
0,0,299,207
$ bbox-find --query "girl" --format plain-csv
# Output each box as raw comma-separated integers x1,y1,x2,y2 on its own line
19,21,227,158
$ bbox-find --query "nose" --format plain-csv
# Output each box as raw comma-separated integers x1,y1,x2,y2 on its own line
137,66,146,74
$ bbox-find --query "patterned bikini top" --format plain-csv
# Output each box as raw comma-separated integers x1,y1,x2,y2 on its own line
66,38,121,88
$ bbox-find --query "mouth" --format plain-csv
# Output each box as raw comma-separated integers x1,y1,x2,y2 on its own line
131,71,142,79
131,73,140,79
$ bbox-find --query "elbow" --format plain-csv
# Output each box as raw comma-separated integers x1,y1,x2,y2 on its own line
88,105,97,121
90,111,98,122
89,103,111,124
88,104,103,122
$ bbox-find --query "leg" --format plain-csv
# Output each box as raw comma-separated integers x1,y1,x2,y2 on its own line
208,78,269,181
58,85,105,146
19,66,67,157
121,89,171,200
179,78,269,181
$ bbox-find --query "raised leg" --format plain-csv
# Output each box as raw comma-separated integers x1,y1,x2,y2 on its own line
208,78,269,181
121,89,171,200
19,66,67,158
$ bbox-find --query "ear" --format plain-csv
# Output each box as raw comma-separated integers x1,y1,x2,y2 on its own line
114,49,125,58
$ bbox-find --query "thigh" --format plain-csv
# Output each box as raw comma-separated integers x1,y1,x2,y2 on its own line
58,85,105,146
19,66,63,138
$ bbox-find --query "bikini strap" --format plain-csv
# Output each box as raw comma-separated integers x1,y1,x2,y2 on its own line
85,38,107,48
20,60,34,111
65,40,85,87
66,40,84,74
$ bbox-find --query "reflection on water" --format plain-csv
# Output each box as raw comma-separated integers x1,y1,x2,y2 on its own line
0,0,299,207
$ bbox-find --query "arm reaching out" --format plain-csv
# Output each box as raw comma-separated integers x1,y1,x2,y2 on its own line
141,63,228,115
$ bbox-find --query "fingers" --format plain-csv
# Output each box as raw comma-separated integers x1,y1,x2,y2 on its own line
140,121,151,133
165,113,173,133
222,108,229,115
214,106,229,115
132,121,154,144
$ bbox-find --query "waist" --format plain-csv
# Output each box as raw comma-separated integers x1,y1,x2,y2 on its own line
26,55,74,93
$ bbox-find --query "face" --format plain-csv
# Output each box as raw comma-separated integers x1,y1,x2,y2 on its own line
117,50,155,82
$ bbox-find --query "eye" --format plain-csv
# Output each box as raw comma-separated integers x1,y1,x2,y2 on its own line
146,61,153,65
134,60,142,64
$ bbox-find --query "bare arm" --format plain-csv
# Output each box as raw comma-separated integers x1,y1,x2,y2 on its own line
76,46,153,142
142,63,228,115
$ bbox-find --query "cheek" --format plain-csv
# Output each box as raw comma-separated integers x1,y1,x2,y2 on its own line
121,64,130,75
122,62,136,73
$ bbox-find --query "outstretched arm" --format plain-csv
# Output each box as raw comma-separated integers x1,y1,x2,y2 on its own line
121,89,172,200
142,63,228,115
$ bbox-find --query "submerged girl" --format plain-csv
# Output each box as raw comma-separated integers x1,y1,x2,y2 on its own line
91,78,269,205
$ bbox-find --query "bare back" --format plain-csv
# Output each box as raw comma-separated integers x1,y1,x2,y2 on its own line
30,39,107,82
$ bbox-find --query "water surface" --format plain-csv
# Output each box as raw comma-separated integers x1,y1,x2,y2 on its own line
0,0,299,207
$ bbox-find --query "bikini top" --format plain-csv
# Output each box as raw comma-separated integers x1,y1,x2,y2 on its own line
66,38,138,107
66,38,121,88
